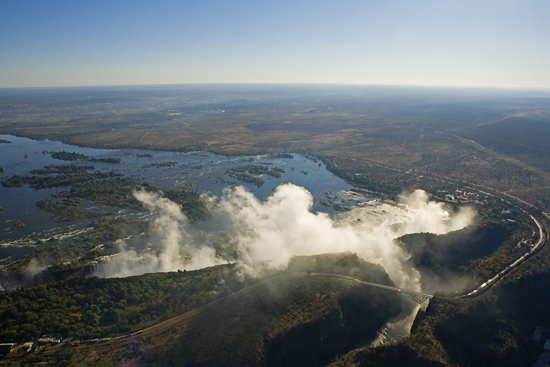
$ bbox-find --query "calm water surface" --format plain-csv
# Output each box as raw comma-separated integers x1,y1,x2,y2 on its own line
0,134,366,239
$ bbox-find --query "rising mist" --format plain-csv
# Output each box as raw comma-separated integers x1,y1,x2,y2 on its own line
99,184,476,291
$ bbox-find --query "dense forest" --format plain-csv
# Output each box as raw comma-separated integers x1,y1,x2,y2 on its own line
0,254,405,367
0,264,245,340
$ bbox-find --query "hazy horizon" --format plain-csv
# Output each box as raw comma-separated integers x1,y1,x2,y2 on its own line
2,0,549,89
2,82,550,93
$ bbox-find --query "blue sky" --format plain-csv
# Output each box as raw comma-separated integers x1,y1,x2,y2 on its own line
1,0,549,88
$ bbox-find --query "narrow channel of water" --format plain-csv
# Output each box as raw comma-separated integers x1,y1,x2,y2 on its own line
369,297,423,346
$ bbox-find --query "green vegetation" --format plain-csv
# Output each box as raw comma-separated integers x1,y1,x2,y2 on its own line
396,218,538,294
226,164,285,187
3,245,73,279
0,139,11,144
399,220,511,273
160,276,399,367
47,151,121,164
333,203,348,212
1,86,550,366
53,178,208,222
226,171,265,187
160,188,209,222
53,178,145,209
30,164,95,175
228,164,285,178
1,218,150,289
90,217,149,241
328,229,550,367
50,151,88,161
145,259,400,367
287,252,395,286
457,115,550,172
141,161,177,169
0,264,248,340
322,157,405,198
36,199,109,222
0,253,404,367
331,270,550,367
91,157,121,163
1,86,549,210
1,171,121,189
1,160,208,226
266,153,294,159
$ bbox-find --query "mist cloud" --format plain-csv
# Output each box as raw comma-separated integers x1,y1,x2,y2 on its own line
214,184,475,289
98,190,224,278
100,184,476,291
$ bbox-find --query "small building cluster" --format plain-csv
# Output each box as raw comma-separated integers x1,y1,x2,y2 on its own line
435,189,487,205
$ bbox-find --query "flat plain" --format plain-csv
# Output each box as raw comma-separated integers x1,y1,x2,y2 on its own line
2,85,549,212
1,84,550,367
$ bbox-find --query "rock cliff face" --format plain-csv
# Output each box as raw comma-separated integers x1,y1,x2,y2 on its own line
0,253,404,366
264,286,401,367
143,254,403,367
397,221,511,293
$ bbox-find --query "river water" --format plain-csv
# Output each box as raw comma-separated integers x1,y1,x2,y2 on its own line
0,134,421,345
0,134,364,237
369,297,423,346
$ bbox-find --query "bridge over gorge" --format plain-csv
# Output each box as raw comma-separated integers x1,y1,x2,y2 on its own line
306,272,433,304
305,214,547,303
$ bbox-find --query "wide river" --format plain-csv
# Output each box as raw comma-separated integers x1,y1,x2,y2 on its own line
0,134,433,346
0,134,371,239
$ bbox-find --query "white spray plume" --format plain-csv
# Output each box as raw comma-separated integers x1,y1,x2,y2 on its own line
396,190,475,235
24,258,46,282
100,185,476,291
213,185,475,290
99,190,224,278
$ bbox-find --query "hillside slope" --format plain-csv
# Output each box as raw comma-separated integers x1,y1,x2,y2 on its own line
0,253,403,367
